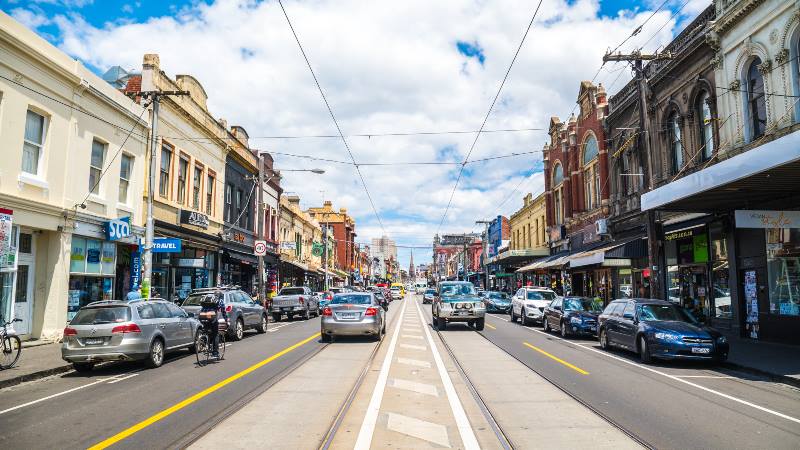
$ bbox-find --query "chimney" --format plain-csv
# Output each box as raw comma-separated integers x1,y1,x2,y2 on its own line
141,53,160,92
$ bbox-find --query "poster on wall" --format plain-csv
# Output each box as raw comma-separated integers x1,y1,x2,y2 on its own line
744,269,759,339
0,208,16,272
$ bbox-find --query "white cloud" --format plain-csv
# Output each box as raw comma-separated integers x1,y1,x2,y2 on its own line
30,0,686,268
10,7,51,29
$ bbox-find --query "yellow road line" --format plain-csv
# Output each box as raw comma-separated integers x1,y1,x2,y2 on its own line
88,333,321,450
523,342,589,375
485,323,497,330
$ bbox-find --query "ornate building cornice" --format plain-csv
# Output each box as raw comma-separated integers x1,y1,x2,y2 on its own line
713,0,768,36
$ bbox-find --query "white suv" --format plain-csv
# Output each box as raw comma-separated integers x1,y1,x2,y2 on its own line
511,287,558,325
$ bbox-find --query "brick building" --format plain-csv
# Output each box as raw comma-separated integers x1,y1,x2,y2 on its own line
307,201,357,277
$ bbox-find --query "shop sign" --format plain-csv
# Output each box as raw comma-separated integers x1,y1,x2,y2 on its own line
280,241,296,250
177,258,205,268
231,232,246,243
0,208,16,272
151,238,182,253
130,251,141,289
87,248,101,264
180,210,209,229
106,217,131,241
665,228,696,241
735,210,800,229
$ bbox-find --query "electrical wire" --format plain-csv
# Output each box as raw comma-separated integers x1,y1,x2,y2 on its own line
157,126,545,141
277,0,386,235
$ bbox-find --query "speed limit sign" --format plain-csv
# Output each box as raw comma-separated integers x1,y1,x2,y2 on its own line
254,240,268,256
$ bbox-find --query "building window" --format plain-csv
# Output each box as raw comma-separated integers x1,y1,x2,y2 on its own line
22,110,46,175
746,58,766,140
176,157,189,204
225,184,233,223
159,146,172,197
206,174,214,215
119,154,132,204
668,112,683,173
89,139,106,194
697,91,714,160
766,228,800,316
192,166,202,210
583,135,599,210
236,189,243,227
244,191,251,230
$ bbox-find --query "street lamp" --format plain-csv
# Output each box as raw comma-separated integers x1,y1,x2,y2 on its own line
255,150,324,306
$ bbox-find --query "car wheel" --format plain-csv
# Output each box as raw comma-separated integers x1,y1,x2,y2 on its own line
303,308,311,320
475,318,485,331
73,362,94,373
256,315,268,334
599,328,610,350
230,318,244,341
437,316,447,331
639,336,652,364
511,307,518,323
145,338,164,368
520,308,529,326
543,317,550,332
321,332,332,343
560,321,570,338
272,313,282,323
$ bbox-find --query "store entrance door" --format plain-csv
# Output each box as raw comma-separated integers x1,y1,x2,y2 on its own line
678,265,710,322
13,231,34,335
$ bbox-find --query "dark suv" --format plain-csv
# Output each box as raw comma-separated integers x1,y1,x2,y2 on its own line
181,287,268,341
597,298,729,364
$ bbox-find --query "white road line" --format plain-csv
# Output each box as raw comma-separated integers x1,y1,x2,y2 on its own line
401,334,424,340
397,357,432,368
354,293,408,450
514,323,800,426
673,375,735,379
413,300,480,450
106,373,140,384
386,412,451,448
400,343,427,351
390,378,439,396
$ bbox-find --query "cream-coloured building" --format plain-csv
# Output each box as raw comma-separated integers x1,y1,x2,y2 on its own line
510,192,548,252
279,195,324,289
0,12,148,340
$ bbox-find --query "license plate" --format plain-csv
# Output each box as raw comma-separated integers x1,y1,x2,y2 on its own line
454,310,469,316
85,338,104,345
589,326,597,331
282,307,290,312
691,347,711,354
340,313,357,319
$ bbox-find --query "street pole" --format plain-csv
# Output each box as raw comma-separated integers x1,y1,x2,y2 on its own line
142,95,159,300
323,222,329,290
257,153,266,305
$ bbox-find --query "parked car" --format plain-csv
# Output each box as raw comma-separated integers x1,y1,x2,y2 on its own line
270,286,320,322
482,291,512,314
432,281,486,331
182,288,268,340
390,285,403,300
317,291,334,309
422,288,436,304
597,298,730,363
321,292,387,342
543,296,602,337
373,291,390,309
62,299,201,372
511,287,557,325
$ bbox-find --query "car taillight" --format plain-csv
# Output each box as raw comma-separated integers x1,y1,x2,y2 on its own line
63,327,77,336
226,305,233,313
298,296,304,305
111,323,142,334
365,307,378,316
322,307,332,316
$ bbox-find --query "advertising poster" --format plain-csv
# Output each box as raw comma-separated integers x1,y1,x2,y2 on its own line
0,208,16,272
744,269,759,339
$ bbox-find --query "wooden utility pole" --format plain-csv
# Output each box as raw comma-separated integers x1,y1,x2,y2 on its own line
602,50,671,299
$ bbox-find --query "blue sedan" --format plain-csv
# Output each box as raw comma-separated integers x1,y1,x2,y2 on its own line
598,299,730,363
482,291,512,313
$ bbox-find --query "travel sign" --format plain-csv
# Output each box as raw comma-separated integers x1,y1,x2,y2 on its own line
139,238,182,253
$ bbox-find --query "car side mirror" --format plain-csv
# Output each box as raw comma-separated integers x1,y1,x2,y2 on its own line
623,312,634,320
382,303,389,311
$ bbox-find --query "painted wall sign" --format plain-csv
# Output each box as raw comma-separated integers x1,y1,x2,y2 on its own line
180,210,210,229
106,217,131,241
130,251,141,289
735,210,800,229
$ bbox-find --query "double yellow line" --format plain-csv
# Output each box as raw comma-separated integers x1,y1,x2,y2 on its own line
523,342,590,375
89,333,321,450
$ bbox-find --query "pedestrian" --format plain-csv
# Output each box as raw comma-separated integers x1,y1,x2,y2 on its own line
126,286,142,301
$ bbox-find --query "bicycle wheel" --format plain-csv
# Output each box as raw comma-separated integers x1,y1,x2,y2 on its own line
195,334,209,366
0,335,22,369
217,333,226,360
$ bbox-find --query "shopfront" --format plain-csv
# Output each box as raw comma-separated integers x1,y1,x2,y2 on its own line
153,218,220,303
221,230,258,294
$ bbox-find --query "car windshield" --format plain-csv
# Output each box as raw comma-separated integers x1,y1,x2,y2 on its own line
181,294,213,306
71,306,130,325
563,297,602,312
440,284,475,296
638,304,698,323
526,291,554,300
391,287,400,291
331,294,372,305
279,288,305,295
488,292,508,300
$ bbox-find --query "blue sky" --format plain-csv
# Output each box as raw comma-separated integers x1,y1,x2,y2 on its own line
2,0,708,271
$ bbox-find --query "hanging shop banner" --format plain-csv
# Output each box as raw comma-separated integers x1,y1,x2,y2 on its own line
130,250,141,289
180,210,210,229
0,208,16,272
735,210,800,229
106,217,131,241
151,238,182,253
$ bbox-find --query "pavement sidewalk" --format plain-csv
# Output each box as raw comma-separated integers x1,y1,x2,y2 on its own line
0,340,71,389
722,332,800,387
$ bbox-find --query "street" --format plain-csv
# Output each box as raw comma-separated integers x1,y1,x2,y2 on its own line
2,294,797,449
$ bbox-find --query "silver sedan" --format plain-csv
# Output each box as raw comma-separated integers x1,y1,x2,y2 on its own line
321,293,387,342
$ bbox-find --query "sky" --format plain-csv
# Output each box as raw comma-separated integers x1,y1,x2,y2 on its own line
2,0,712,271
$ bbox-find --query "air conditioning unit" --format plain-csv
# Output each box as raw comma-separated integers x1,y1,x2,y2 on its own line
595,218,609,235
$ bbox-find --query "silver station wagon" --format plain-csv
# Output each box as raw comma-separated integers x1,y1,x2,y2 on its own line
320,293,387,342
61,299,201,372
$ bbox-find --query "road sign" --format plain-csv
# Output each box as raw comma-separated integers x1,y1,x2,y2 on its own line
254,240,268,256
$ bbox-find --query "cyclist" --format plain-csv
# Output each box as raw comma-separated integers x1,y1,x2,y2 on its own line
200,290,228,357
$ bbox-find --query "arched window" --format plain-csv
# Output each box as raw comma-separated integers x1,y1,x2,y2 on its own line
697,91,714,160
582,135,600,210
552,162,564,225
746,58,766,139
668,112,683,173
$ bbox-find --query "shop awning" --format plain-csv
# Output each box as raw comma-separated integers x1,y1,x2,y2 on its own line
517,254,570,272
281,259,308,272
641,129,800,212
487,248,549,266
569,238,646,268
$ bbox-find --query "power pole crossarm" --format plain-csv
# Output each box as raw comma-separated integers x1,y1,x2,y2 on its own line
602,51,672,63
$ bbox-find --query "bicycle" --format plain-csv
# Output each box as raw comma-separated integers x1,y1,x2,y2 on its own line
195,314,226,366
0,315,23,370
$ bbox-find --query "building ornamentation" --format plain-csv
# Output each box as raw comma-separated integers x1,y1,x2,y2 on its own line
774,48,789,66
757,58,773,75
729,79,741,91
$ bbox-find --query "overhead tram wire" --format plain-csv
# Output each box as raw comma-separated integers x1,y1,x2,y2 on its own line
156,126,545,141
437,0,544,234
277,0,387,234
